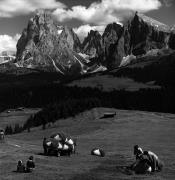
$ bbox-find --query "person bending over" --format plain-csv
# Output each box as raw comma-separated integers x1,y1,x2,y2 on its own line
143,151,163,172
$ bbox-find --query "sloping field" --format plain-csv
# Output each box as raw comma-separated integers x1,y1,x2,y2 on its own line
0,108,40,129
0,108,175,180
67,75,160,91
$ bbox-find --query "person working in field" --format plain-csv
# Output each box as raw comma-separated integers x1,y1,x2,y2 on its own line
143,151,163,172
43,137,48,155
134,145,143,160
130,145,163,174
26,156,35,172
130,145,152,174
17,160,25,173
130,145,144,169
0,129,5,141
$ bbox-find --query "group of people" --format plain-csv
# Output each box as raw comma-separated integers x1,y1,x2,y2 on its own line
16,138,163,175
130,145,163,174
16,156,35,173
42,134,76,157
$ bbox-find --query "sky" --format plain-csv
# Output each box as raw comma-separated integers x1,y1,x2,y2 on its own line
0,0,175,53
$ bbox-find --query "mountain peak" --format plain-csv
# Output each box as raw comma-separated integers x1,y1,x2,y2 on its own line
14,9,175,75
88,30,101,36
30,9,54,25
15,10,85,75
82,29,103,58
104,22,123,34
59,26,81,52
133,12,170,32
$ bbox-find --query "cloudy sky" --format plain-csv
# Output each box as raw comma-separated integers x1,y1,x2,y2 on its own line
0,0,175,53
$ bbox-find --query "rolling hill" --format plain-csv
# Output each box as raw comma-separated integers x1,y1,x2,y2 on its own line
0,108,175,180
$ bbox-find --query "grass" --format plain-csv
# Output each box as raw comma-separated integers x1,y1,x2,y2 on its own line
67,75,160,92
0,107,175,180
0,108,40,129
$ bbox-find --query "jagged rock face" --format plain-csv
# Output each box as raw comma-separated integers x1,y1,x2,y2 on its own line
16,10,58,61
102,23,124,68
58,26,81,53
16,10,174,74
169,27,175,50
103,23,123,57
16,10,83,75
128,13,170,55
169,33,175,49
82,30,103,58
99,13,171,69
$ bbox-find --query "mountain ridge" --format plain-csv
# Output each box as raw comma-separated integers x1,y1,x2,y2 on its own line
11,10,175,76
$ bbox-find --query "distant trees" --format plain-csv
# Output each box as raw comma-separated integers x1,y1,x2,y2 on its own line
23,97,102,130
5,125,13,135
1,67,175,134
5,123,23,135
3,84,175,134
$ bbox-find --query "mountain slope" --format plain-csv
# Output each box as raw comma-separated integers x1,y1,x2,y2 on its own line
82,30,103,58
15,10,89,75
15,10,175,76
68,50,175,91
1,108,175,179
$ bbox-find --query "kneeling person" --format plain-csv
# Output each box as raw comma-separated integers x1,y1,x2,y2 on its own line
143,151,163,172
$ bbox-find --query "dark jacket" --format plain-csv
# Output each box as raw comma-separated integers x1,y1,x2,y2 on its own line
26,160,35,172
17,164,25,172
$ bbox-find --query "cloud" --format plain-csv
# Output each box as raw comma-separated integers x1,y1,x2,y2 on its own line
73,24,106,42
0,0,66,17
53,0,162,25
0,34,20,53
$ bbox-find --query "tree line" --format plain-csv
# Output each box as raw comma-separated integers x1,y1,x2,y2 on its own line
5,123,23,135
21,87,175,131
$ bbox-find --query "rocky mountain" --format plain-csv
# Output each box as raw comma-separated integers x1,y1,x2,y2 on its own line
102,22,125,68
169,26,175,49
82,30,103,59
1,51,16,56
80,12,174,69
128,12,170,55
98,12,172,68
58,26,81,53
15,9,93,75
15,10,175,76
0,51,16,64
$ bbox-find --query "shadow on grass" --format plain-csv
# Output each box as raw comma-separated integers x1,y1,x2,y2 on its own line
68,154,161,180
36,152,73,157
36,152,58,157
69,154,133,180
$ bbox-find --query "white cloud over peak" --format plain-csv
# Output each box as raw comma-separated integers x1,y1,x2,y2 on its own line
0,34,20,53
73,25,106,42
0,0,66,17
53,0,162,25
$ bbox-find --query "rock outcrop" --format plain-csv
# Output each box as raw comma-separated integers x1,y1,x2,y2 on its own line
97,12,172,68
82,30,103,58
16,10,84,75
169,26,175,50
128,12,170,55
102,23,124,68
15,10,175,75
58,26,81,53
